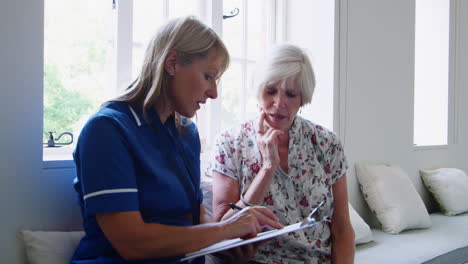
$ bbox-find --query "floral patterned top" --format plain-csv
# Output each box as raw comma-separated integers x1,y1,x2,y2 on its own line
212,115,349,264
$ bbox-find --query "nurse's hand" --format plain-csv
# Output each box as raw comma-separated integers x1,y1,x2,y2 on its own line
220,206,283,240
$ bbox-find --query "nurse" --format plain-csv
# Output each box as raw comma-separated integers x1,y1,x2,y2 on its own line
71,16,282,264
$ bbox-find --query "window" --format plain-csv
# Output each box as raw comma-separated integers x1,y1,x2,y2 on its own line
43,0,115,160
414,0,450,146
43,0,278,160
200,0,277,148
290,1,335,132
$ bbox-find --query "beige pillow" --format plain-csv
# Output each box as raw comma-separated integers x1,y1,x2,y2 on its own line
355,161,431,234
21,230,84,264
420,168,468,216
349,203,373,244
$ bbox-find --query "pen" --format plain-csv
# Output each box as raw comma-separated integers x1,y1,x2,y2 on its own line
229,203,243,211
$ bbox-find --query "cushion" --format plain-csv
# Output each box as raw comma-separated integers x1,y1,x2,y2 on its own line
21,230,84,264
355,161,431,234
349,203,373,244
420,168,468,216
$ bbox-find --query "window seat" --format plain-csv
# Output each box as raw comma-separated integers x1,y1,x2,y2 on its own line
355,212,468,264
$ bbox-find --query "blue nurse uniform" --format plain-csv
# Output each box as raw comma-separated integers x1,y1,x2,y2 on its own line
71,101,203,264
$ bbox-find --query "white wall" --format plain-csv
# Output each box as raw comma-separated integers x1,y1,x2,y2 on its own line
1,0,468,263
288,0,468,226
0,1,82,263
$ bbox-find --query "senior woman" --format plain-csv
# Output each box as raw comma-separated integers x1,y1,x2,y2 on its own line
211,43,355,264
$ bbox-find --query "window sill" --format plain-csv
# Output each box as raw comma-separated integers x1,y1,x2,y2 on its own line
43,145,75,169
413,144,449,151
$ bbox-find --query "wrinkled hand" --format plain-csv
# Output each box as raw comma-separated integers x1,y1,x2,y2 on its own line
255,111,283,171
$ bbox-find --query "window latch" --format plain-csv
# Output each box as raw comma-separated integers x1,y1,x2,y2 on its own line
223,8,240,20
44,131,74,148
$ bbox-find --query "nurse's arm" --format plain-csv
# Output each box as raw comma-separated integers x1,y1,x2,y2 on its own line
96,211,224,260
96,207,281,261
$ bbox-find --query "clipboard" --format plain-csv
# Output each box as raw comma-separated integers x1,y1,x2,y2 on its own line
180,201,327,262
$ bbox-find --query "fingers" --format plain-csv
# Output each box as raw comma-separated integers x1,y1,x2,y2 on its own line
238,206,283,230
250,207,284,230
256,111,266,134
230,246,243,259
223,244,256,263
241,244,256,259
251,206,279,222
265,129,284,143
255,238,271,248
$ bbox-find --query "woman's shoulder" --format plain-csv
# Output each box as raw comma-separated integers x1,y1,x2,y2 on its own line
216,118,256,142
296,116,341,145
82,102,135,133
95,101,131,120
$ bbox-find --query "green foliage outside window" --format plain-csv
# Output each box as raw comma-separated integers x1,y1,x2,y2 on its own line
43,64,93,140
43,0,112,144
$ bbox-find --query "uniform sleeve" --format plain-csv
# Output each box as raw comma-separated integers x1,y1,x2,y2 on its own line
324,131,349,184
212,130,240,181
74,115,140,217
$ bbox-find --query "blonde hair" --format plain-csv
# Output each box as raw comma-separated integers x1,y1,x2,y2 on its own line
253,43,316,106
116,16,230,122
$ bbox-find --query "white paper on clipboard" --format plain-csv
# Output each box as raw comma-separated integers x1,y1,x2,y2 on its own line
180,219,324,262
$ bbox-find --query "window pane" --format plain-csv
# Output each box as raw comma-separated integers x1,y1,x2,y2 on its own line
246,0,270,61
223,0,243,58
414,0,449,146
44,0,114,159
220,62,243,130
245,62,258,119
132,0,165,80
289,1,335,131
169,0,201,19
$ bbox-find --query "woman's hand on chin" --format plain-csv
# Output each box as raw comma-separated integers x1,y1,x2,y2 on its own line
255,111,283,171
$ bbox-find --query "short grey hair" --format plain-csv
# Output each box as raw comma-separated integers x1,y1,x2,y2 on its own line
253,43,316,106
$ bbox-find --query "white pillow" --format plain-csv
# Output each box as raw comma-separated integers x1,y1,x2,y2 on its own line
21,230,84,264
420,168,468,216
355,161,431,234
348,203,373,244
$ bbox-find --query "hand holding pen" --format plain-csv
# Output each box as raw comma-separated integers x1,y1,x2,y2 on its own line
229,203,244,211
228,203,281,232
209,203,281,261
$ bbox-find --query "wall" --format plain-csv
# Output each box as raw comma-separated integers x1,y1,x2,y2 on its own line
288,0,468,226
0,1,82,263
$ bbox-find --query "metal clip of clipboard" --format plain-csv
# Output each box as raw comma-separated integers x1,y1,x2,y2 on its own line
300,200,326,227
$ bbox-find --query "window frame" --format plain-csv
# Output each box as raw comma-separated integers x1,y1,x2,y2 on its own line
43,0,283,166
413,0,453,148
412,0,461,150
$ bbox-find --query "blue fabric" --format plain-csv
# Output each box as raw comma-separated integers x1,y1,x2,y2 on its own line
72,102,203,264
